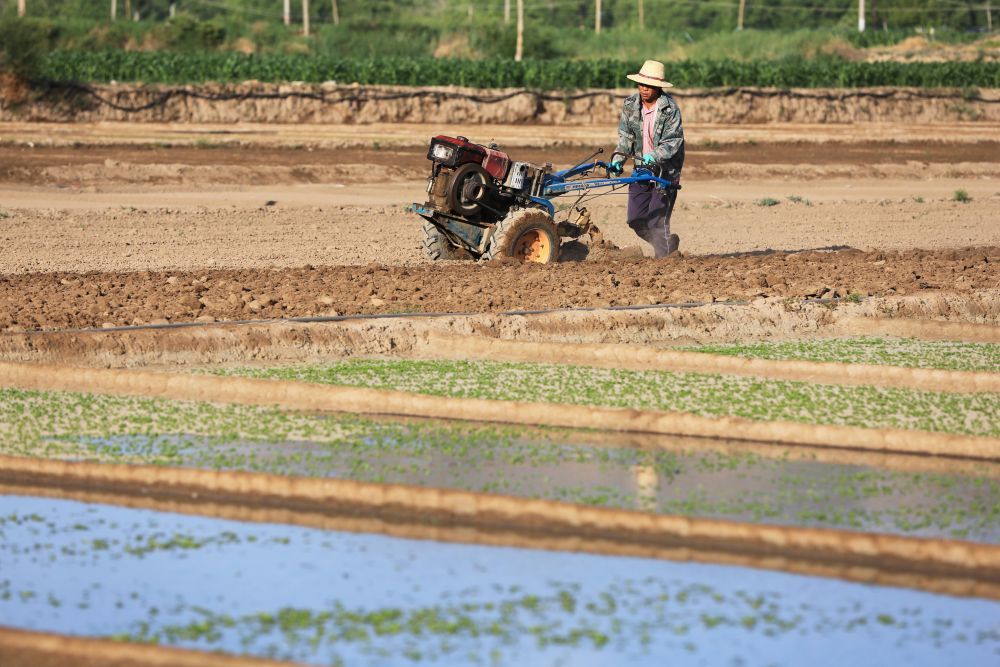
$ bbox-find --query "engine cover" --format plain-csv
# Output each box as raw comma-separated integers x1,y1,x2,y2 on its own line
427,136,487,168
482,147,511,181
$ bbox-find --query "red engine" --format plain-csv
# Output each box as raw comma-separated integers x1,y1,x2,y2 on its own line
424,136,547,222
427,135,511,180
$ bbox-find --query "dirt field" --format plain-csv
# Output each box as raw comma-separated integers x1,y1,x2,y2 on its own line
1,121,998,328
2,111,999,666
1,122,999,278
1,248,997,331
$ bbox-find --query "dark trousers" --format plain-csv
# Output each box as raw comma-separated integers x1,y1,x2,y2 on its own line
627,182,677,258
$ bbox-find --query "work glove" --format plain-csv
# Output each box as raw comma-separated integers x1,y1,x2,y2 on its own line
608,158,624,175
641,153,657,167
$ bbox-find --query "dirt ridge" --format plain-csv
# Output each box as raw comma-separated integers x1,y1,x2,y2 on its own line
2,294,997,368
2,248,997,331
422,332,1000,394
5,84,998,124
0,627,291,667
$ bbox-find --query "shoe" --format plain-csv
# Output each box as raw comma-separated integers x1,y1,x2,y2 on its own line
666,234,680,256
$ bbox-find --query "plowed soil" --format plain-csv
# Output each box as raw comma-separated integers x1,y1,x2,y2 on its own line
2,247,996,331
1,122,998,335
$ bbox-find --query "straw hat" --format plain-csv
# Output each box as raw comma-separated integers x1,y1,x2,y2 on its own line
626,60,673,89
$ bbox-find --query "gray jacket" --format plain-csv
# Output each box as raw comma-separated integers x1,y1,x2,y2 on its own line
615,92,685,181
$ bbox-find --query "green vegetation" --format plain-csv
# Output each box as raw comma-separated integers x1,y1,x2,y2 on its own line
209,360,1000,437
4,1,996,88
2,0,994,60
33,51,1000,88
2,387,997,539
682,337,1000,372
755,197,781,207
0,17,51,80
99,583,985,659
953,189,973,203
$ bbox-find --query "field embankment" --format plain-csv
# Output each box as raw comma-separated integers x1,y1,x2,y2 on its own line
3,83,999,124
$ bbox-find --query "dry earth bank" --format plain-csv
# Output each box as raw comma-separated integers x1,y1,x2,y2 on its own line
5,85,998,125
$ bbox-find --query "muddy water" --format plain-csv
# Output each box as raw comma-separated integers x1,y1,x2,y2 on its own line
2,495,998,666
73,424,1000,541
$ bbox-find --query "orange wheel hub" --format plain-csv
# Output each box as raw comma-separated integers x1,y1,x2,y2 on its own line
512,230,551,263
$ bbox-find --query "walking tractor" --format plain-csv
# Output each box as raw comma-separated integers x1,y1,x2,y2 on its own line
409,135,680,264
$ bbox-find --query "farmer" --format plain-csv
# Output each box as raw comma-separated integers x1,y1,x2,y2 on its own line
609,60,684,258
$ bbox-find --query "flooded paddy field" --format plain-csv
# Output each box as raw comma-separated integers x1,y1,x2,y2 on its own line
3,387,998,541
3,495,999,667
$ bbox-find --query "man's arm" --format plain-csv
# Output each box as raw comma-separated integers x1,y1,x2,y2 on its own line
615,97,637,158
650,100,683,164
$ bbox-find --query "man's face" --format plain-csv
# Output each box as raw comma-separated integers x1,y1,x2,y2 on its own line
637,84,661,103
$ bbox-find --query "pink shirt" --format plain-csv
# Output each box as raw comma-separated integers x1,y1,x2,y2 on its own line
641,103,657,156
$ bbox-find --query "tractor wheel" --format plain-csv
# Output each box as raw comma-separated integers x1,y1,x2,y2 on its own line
421,221,472,261
485,209,560,264
446,163,490,217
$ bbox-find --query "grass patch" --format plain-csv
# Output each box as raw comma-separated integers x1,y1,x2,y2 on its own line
953,189,972,203
754,198,780,207
682,337,1000,373
207,359,1000,438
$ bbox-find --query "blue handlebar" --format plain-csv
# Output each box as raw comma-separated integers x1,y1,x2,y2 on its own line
543,162,677,196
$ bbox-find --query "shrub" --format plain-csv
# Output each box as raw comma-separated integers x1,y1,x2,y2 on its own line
0,18,55,79
952,189,971,203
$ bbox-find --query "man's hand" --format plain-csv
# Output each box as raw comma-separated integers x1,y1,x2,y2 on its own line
608,158,624,175
641,153,657,166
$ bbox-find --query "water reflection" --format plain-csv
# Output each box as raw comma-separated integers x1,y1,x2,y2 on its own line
69,430,1000,541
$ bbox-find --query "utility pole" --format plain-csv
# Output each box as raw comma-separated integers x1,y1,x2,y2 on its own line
284,0,291,25
18,0,25,17
638,0,644,30
504,0,510,25
515,0,523,61
987,1,993,32
737,0,745,30
858,0,866,32
331,0,339,25
302,0,310,36
111,0,116,21
595,0,601,34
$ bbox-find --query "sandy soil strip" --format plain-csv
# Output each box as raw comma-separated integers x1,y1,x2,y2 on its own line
1,361,997,459
422,332,1000,394
837,316,1000,343
5,121,1000,148
3,457,998,600
0,626,295,667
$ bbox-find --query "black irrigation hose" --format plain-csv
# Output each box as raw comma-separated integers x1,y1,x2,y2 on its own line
37,80,999,115
3,296,852,337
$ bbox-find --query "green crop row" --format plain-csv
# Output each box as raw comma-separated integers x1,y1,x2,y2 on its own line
38,51,1000,89
210,359,1000,438
683,337,1000,373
